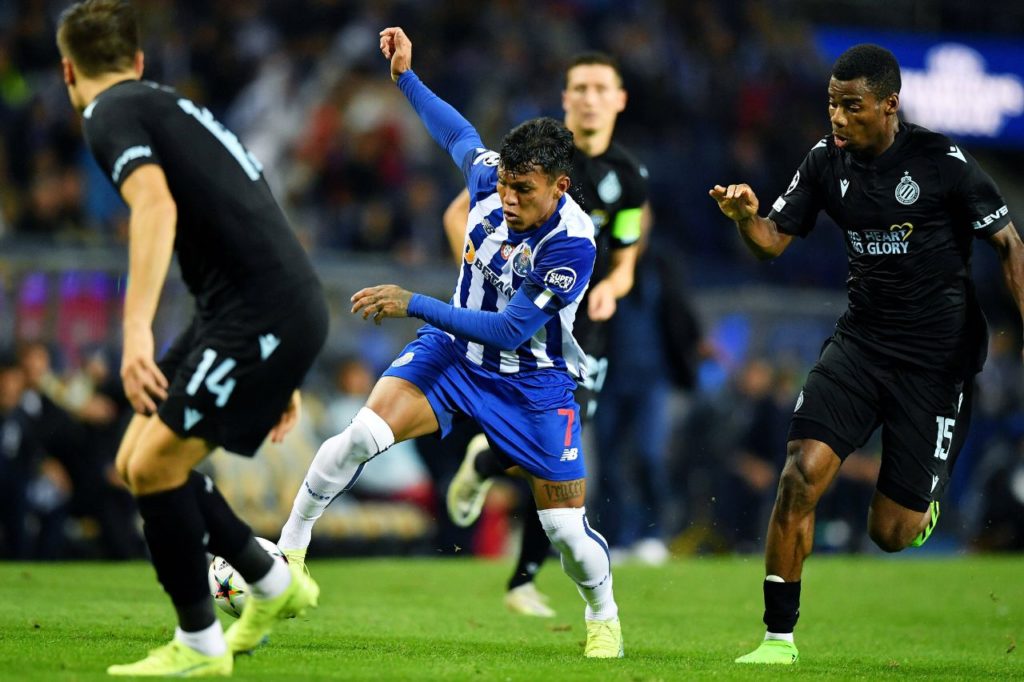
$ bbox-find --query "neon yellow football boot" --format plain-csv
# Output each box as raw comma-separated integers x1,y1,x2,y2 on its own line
735,639,799,664
584,618,624,658
107,639,232,677
281,548,308,575
224,560,319,654
446,434,493,527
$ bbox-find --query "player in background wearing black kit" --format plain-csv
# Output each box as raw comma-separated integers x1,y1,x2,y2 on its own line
444,52,649,617
57,1,327,676
711,44,1024,665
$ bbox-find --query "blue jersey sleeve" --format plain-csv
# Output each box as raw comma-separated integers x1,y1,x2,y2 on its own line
519,231,596,314
396,70,483,173
407,289,551,350
460,148,501,205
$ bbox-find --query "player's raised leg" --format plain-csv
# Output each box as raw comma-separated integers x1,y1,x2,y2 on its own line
108,417,232,677
735,438,841,665
278,376,436,564
530,476,622,658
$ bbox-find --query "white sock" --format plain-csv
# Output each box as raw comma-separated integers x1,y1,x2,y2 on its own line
175,621,226,657
279,407,394,550
250,556,291,599
538,506,618,621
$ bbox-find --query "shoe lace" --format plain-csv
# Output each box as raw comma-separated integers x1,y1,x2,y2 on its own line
586,621,618,651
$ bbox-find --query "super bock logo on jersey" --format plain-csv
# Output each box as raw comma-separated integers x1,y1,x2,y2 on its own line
895,172,920,205
512,244,533,277
597,171,622,204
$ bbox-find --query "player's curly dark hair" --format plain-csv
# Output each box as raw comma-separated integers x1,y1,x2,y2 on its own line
57,0,140,78
832,44,901,100
499,117,575,180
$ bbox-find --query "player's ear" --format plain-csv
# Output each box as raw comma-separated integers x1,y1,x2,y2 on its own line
61,57,75,87
884,92,899,115
556,174,571,197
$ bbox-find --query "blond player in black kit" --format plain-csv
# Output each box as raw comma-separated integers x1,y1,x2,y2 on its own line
711,44,1024,665
58,1,327,675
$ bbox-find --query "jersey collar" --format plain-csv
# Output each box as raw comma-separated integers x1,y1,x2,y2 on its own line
848,122,910,173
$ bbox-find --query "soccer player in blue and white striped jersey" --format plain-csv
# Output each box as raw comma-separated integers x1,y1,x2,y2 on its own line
278,27,623,659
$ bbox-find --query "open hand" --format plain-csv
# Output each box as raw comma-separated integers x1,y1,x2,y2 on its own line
121,322,168,415
709,184,759,223
351,284,413,325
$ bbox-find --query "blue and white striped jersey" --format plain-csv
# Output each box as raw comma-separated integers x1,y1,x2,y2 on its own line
441,147,596,380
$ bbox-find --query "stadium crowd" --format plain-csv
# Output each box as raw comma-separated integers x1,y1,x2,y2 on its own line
1,0,1023,560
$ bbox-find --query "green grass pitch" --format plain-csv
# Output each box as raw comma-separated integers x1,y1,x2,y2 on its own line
1,556,1020,680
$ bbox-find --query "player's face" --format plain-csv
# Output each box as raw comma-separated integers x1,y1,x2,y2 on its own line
828,76,899,158
562,64,626,136
497,165,570,232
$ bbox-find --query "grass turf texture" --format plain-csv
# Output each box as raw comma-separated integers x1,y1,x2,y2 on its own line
0,556,1020,680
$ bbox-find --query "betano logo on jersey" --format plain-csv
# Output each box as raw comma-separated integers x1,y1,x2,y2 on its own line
847,223,914,255
471,258,514,299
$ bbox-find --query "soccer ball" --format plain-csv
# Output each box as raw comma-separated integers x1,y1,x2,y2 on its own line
208,536,284,618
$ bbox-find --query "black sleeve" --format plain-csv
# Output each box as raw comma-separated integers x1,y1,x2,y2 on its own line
767,143,825,238
83,97,161,190
950,148,1012,239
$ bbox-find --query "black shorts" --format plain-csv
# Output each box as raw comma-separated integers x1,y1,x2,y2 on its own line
157,285,328,456
788,333,973,512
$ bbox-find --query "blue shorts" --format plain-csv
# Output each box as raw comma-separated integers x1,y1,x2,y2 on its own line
382,328,584,481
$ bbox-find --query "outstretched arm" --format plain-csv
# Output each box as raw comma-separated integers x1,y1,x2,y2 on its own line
709,183,793,260
988,222,1024,344
351,285,551,350
380,27,483,168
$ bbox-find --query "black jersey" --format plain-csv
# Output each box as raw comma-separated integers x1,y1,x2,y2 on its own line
769,123,1012,374
82,80,319,319
571,141,648,356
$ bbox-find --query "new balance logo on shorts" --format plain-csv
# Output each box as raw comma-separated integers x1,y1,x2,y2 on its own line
561,447,579,462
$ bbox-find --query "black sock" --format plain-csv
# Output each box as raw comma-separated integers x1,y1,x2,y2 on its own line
473,446,508,479
507,504,552,591
136,482,216,632
763,579,801,634
190,472,273,582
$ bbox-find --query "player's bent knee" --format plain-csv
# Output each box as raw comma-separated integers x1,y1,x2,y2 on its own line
125,454,189,496
321,406,393,469
867,517,917,553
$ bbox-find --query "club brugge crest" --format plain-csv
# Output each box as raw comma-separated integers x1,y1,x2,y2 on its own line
895,172,920,205
512,244,533,277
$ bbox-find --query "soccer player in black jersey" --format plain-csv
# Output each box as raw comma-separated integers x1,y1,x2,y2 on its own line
442,53,650,617
57,1,327,675
711,44,1024,665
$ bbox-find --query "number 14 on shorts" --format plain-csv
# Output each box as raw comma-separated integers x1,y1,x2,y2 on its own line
187,348,237,407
